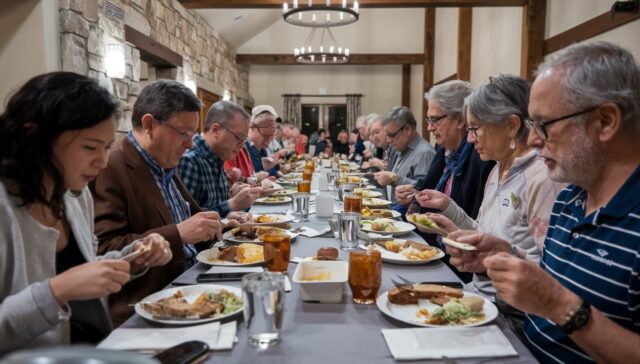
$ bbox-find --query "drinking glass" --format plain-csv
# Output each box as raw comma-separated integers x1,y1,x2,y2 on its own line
348,250,382,304
297,180,311,193
302,168,313,181
343,193,362,213
263,234,291,273
338,212,360,250
242,272,285,348
291,193,311,221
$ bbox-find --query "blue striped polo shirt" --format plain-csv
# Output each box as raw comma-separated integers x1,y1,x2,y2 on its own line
524,165,640,363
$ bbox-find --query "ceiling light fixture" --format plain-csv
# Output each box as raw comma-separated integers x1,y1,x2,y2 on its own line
293,27,350,64
283,0,359,27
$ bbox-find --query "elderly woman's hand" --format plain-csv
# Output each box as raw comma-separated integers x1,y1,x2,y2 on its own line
395,184,416,205
414,189,451,211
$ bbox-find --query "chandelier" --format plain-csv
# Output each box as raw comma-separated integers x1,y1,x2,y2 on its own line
283,0,359,27
294,27,350,64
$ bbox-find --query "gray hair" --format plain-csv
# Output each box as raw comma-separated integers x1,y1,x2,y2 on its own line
425,80,474,122
366,113,383,126
464,74,531,143
383,106,417,129
203,100,249,132
536,40,640,135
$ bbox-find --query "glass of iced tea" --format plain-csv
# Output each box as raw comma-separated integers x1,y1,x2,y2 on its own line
343,193,362,213
297,180,311,193
263,234,291,273
348,249,382,304
302,168,313,181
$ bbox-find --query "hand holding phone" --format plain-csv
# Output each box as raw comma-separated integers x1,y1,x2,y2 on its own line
153,340,209,364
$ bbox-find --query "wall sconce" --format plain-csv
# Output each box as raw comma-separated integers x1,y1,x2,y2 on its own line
105,43,125,78
185,80,197,94
223,90,231,101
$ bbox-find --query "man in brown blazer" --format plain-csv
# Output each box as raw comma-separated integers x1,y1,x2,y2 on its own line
91,80,222,326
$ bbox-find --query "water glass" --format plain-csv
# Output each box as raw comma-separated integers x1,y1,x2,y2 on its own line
297,180,311,193
242,272,285,348
326,171,338,192
338,212,360,250
348,250,382,304
338,183,356,201
343,193,362,213
292,193,311,220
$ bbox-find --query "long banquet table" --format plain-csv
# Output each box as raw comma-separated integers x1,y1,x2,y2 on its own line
121,191,538,363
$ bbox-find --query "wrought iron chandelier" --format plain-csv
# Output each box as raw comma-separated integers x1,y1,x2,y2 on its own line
294,27,350,64
283,0,359,28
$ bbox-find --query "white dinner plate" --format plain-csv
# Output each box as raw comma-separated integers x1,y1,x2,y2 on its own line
196,246,265,266
223,227,298,244
255,196,292,205
360,219,416,237
362,198,393,208
358,240,444,265
135,284,243,325
360,209,402,220
271,189,297,196
355,189,383,198
251,214,295,225
376,290,498,328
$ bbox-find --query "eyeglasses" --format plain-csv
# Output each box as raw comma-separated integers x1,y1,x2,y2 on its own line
155,118,196,142
386,124,407,139
218,123,246,144
525,106,598,140
465,124,484,138
426,115,447,126
251,124,275,139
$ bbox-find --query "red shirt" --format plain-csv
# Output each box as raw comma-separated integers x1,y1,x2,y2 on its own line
224,147,254,177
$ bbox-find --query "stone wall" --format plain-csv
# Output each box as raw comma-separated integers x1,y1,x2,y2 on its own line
59,0,252,132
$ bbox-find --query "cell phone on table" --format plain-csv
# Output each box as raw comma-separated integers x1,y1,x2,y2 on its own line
196,272,250,283
153,340,209,364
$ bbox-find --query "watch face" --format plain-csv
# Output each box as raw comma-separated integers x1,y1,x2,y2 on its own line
575,311,589,326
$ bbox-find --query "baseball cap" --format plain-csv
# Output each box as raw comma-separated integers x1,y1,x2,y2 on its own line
251,105,278,119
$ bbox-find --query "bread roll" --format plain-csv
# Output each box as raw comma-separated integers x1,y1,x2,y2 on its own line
316,247,339,261
387,287,418,305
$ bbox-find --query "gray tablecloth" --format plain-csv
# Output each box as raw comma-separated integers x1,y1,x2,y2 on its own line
121,190,538,364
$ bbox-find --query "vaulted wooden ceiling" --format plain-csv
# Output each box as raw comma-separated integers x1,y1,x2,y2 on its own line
179,0,527,9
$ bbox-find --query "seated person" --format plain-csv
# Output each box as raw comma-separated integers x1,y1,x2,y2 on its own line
0,72,171,354
91,80,222,325
179,100,261,218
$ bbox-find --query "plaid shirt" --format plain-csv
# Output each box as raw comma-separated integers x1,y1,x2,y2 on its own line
127,132,197,267
179,134,231,217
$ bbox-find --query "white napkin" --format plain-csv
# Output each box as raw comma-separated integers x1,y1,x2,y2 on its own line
381,325,517,360
284,275,292,292
299,226,332,237
205,266,264,274
98,321,237,351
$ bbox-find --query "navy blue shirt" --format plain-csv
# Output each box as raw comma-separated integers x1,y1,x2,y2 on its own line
524,165,640,363
246,141,278,177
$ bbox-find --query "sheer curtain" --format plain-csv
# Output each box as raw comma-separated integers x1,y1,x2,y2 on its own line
283,94,302,127
346,94,361,132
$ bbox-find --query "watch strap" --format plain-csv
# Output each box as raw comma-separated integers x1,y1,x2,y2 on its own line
560,300,591,335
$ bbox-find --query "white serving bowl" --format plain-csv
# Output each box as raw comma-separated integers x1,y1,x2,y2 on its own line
292,260,348,303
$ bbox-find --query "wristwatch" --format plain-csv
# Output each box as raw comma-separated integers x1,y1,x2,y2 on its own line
560,300,591,334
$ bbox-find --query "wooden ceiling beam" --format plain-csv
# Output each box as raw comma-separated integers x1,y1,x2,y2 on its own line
236,53,424,65
179,0,527,9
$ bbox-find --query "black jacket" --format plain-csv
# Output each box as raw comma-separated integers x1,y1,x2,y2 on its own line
408,145,495,219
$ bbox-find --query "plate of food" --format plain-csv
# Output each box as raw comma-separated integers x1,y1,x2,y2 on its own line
255,195,292,204
223,226,298,244
362,197,392,208
136,284,243,325
359,240,443,265
196,243,265,266
377,285,497,327
406,213,449,236
271,189,297,197
360,218,415,236
361,207,401,219
251,214,295,225
353,189,382,198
